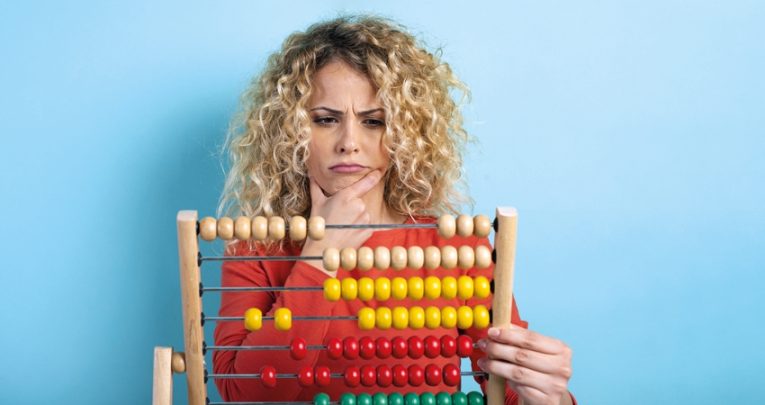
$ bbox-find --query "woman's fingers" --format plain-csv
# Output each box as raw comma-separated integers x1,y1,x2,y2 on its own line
478,357,562,394
335,169,383,201
486,326,571,356
478,338,570,376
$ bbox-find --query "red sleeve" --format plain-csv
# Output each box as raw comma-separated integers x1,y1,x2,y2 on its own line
213,242,337,401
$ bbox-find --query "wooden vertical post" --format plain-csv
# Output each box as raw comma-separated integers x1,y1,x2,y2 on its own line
153,346,173,405
487,207,519,405
177,210,207,405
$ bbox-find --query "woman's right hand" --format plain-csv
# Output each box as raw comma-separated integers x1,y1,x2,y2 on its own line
299,170,383,274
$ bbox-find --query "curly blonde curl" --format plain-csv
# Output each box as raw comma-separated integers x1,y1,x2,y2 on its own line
219,15,472,222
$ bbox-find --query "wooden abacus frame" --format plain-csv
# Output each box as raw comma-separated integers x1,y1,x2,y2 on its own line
153,207,518,405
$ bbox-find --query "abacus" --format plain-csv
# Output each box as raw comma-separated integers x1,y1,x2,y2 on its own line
153,207,519,405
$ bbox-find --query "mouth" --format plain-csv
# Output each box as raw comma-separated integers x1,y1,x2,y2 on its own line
329,163,368,174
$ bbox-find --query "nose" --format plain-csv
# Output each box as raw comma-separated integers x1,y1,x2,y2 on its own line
335,121,360,154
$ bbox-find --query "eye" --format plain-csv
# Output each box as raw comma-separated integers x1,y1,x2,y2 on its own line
363,118,385,128
313,116,338,126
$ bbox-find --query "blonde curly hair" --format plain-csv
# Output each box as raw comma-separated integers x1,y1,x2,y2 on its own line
219,15,472,220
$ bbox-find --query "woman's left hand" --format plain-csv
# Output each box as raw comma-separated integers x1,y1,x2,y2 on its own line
477,326,573,405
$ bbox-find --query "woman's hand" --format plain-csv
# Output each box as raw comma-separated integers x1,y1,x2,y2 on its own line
299,170,383,274
477,326,573,405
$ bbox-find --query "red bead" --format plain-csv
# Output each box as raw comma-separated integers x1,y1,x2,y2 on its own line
298,365,314,387
290,337,307,360
361,365,376,387
424,335,440,358
408,364,424,386
376,337,392,359
326,337,343,360
315,366,331,387
425,364,442,386
407,336,424,359
392,364,408,387
443,363,460,386
440,335,457,358
359,336,376,360
456,335,473,357
260,365,277,388
392,336,408,359
377,365,393,387
344,366,360,387
343,337,359,359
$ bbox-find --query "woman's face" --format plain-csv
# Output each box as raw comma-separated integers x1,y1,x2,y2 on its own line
306,60,389,196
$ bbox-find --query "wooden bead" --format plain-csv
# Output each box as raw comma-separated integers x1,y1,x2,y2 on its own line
423,246,441,270
289,216,307,241
474,276,491,298
251,216,268,240
407,246,424,269
423,276,441,299
391,277,408,300
473,304,490,328
358,277,375,301
456,306,473,329
324,278,341,301
440,306,457,328
458,246,475,269
308,216,325,240
170,352,186,373
376,307,392,329
457,275,475,300
424,306,441,329
440,245,458,269
408,306,425,329
340,247,357,270
408,277,424,300
473,215,492,237
341,277,358,300
234,216,251,240
392,307,409,330
274,307,292,331
441,276,457,299
268,216,286,240
475,245,492,269
244,307,262,331
199,217,217,241
217,217,234,240
357,247,374,271
323,248,340,272
374,246,391,270
456,214,474,237
375,277,391,301
437,215,456,239
390,246,408,270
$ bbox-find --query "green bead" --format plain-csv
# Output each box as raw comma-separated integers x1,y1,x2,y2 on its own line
467,392,484,405
358,393,373,405
314,393,331,405
420,392,436,405
373,393,388,405
341,393,357,405
405,392,420,405
436,392,452,405
451,392,467,405
388,393,404,405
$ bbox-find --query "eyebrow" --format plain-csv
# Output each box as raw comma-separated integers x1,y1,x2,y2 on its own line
309,106,384,116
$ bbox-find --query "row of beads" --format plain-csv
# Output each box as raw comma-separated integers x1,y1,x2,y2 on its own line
320,335,474,360
357,305,490,330
198,214,492,241
315,391,484,405
260,363,463,388
199,216,325,241
244,307,292,331
322,245,492,272
323,276,491,302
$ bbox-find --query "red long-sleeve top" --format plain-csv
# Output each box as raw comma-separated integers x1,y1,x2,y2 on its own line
213,216,529,404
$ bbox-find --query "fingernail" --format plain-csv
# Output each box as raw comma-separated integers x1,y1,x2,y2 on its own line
477,358,485,369
477,339,487,350
488,327,500,337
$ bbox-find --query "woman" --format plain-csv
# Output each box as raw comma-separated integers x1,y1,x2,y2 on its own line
214,15,574,405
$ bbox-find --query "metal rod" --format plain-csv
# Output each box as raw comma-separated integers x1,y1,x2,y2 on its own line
202,286,323,293
208,371,488,379
324,223,437,229
208,402,320,405
201,255,321,263
207,345,325,351
203,315,357,322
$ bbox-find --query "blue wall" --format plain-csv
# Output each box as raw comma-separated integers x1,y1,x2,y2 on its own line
1,1,763,404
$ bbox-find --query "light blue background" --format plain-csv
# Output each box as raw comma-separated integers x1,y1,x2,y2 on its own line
1,1,763,404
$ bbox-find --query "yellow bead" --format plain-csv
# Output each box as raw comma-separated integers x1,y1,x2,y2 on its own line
392,306,409,330
456,214,474,237
457,275,475,300
440,306,457,328
199,217,217,241
407,246,424,269
244,307,262,331
357,247,374,271
475,245,492,269
424,276,441,300
473,305,490,328
358,277,375,301
438,215,456,238
424,306,441,329
409,306,425,329
408,277,424,300
441,276,458,299
358,307,376,330
391,277,408,300
457,306,474,329
376,307,392,330
374,246,391,270
375,277,391,301
391,246,408,270
323,278,341,301
424,246,441,270
474,276,491,298
474,215,492,237
341,278,358,300
274,307,292,331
